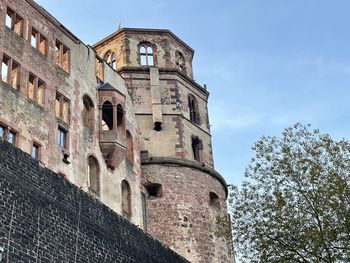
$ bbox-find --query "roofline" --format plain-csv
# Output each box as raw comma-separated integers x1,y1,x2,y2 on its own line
25,0,80,44
92,28,195,56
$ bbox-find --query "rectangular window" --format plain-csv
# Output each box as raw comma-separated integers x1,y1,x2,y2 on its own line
55,92,70,123
192,136,202,162
8,130,16,144
28,73,45,106
57,127,67,148
0,125,4,139
1,54,20,90
0,124,16,145
31,143,40,159
55,40,70,73
31,28,47,56
5,8,23,36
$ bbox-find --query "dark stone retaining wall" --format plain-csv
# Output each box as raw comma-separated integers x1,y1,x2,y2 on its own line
0,141,188,263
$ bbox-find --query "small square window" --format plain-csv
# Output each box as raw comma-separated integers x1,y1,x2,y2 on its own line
57,127,67,148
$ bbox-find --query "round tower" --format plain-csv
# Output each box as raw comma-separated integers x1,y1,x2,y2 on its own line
93,28,233,263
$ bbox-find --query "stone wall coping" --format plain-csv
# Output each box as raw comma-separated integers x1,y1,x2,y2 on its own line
141,157,228,197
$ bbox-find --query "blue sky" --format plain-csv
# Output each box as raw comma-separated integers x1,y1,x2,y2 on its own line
36,0,350,187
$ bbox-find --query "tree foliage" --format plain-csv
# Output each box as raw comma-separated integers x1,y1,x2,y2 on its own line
229,124,350,262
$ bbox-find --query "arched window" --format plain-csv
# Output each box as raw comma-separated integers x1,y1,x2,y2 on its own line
209,192,220,210
111,52,117,70
101,101,113,130
139,44,154,66
175,51,186,73
104,50,111,62
104,50,117,70
126,130,133,164
121,180,131,219
188,95,200,124
82,95,94,129
88,156,100,197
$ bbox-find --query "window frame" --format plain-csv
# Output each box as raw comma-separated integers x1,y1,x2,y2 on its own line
188,94,200,125
87,155,100,198
55,39,70,73
30,27,48,56
28,72,45,106
31,142,41,160
1,53,21,90
55,92,70,124
121,180,132,219
139,43,154,66
57,126,68,149
0,123,17,146
191,136,203,162
5,7,24,37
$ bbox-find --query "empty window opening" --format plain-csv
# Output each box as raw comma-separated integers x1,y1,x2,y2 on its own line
126,131,134,164
28,73,45,106
101,101,113,130
1,54,20,90
192,136,202,162
55,92,70,123
57,127,67,148
154,121,162,131
6,8,23,36
209,192,220,210
175,51,186,73
31,143,40,160
122,180,132,219
88,156,100,197
145,183,162,198
82,95,94,129
31,28,47,56
140,44,154,66
188,95,200,124
55,40,70,73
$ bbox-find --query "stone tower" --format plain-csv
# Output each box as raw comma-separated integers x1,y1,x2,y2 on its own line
93,28,233,263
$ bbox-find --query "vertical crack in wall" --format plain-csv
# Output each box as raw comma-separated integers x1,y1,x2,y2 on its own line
74,192,82,263
35,209,42,263
6,201,15,263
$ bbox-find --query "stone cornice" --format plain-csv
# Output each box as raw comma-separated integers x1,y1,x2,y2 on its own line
141,157,228,197
117,66,210,97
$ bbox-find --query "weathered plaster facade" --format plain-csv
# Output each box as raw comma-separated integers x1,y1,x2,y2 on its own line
0,0,234,262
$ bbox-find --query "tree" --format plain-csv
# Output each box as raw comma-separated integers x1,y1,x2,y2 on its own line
229,123,350,263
